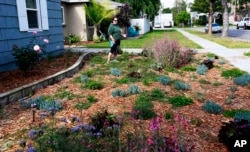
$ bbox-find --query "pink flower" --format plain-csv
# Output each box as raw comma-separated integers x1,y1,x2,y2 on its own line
43,39,49,43
33,31,37,35
33,45,41,53
147,136,155,145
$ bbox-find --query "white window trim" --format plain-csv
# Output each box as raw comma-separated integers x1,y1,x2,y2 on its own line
61,6,65,25
17,0,49,31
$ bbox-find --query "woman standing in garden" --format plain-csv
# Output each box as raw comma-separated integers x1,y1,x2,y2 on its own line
107,17,126,63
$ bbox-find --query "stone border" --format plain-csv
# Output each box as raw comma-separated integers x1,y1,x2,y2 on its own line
0,52,95,106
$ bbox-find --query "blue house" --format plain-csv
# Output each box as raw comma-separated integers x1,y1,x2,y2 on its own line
0,0,64,72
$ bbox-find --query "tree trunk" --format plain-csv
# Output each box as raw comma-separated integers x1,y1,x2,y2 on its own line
93,25,99,41
208,1,214,35
221,0,229,37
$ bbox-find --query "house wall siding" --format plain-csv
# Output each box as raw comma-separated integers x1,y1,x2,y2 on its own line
62,2,88,41
0,0,64,72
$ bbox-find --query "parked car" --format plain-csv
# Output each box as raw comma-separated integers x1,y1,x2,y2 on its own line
236,17,250,29
154,22,161,28
164,21,172,28
205,23,222,33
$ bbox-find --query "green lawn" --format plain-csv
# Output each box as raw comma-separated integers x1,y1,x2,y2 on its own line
84,30,202,49
184,29,250,48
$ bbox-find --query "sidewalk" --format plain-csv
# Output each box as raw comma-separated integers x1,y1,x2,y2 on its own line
177,29,250,74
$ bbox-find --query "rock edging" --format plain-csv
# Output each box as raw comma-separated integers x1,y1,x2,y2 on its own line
0,52,95,106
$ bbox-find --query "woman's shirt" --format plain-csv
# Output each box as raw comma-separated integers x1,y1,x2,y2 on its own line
108,23,121,40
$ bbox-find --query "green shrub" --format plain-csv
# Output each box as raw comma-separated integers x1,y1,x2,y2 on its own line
206,53,216,58
83,80,104,90
150,88,166,101
81,69,95,77
132,106,156,120
221,68,246,78
157,76,171,85
181,65,196,71
114,76,130,84
134,92,153,109
244,51,250,57
196,64,208,75
168,95,193,107
233,74,250,86
86,95,97,103
90,55,106,64
213,82,224,86
223,109,250,118
110,68,122,76
54,89,74,100
202,100,222,114
199,79,211,84
65,34,80,44
164,112,173,120
74,102,92,110
173,81,191,90
111,88,127,97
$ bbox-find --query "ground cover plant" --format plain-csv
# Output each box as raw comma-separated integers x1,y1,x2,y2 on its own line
1,35,250,152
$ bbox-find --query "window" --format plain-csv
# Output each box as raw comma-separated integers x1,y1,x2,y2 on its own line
26,0,39,28
16,0,49,31
61,6,65,25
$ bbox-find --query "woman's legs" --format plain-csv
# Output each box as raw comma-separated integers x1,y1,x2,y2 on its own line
107,40,120,63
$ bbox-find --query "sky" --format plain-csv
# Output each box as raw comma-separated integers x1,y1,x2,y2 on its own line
160,0,194,8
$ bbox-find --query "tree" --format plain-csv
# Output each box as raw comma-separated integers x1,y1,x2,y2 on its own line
221,0,229,37
112,0,161,21
176,11,190,26
162,8,171,13
172,0,188,26
191,0,222,13
83,0,119,41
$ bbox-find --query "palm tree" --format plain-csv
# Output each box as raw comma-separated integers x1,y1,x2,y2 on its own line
83,0,120,41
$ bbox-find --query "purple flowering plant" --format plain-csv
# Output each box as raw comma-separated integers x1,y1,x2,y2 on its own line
153,34,194,68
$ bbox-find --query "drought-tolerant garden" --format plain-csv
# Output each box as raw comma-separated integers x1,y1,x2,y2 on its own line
0,30,250,152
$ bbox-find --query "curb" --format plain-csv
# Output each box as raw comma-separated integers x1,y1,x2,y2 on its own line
0,52,95,106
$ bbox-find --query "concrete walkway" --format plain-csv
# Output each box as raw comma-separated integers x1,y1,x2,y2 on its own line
177,29,250,74
69,29,250,74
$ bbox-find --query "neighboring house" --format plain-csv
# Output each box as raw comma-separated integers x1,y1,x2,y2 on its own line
0,0,64,72
61,0,124,41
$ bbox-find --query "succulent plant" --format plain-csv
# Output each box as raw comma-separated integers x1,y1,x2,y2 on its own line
173,81,191,90
127,84,140,94
157,76,171,85
80,75,89,83
234,111,250,123
233,74,250,86
19,96,62,112
196,64,208,75
110,68,122,76
202,100,222,114
111,88,127,97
